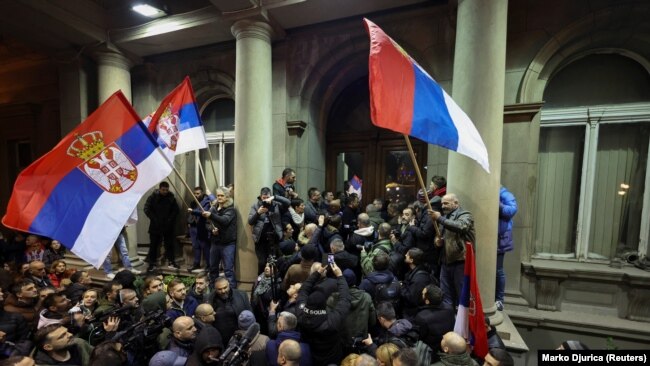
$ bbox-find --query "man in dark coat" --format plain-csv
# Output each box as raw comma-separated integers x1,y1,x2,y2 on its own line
413,284,455,362
273,168,298,200
208,277,252,344
406,202,436,274
144,181,180,270
248,187,291,274
400,248,434,320
297,263,350,366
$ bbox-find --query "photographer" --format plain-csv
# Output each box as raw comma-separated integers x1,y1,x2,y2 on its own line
296,262,350,365
248,187,290,275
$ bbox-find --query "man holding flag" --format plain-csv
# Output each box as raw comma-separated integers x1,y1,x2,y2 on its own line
430,194,475,307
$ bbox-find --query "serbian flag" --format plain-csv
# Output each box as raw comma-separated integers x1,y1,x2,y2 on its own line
364,18,490,173
145,76,207,161
453,242,489,358
2,92,173,268
348,175,362,199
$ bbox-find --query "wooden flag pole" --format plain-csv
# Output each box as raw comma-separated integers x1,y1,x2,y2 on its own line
165,176,190,210
197,160,210,193
154,148,206,212
205,142,220,189
402,134,441,237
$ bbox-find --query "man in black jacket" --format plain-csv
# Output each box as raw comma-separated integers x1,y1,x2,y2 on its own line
144,181,180,270
400,248,434,320
248,187,291,274
330,239,358,274
297,263,350,366
208,277,252,344
406,202,436,275
413,284,455,361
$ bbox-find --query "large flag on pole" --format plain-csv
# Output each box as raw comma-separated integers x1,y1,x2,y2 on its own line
454,242,489,358
364,18,490,173
2,92,173,268
145,76,207,161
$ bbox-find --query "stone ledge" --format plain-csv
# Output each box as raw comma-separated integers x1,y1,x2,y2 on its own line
497,312,530,353
508,307,650,343
522,258,650,286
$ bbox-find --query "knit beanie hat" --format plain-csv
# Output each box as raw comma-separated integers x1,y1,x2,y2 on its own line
238,310,256,330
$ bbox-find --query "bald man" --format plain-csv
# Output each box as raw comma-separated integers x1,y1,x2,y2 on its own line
28,261,52,288
277,339,301,366
168,316,197,357
194,303,218,333
429,193,476,307
432,332,478,366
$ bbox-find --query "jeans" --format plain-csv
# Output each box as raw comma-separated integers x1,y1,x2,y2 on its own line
210,242,236,288
103,233,132,274
440,260,465,307
189,226,210,268
495,252,506,302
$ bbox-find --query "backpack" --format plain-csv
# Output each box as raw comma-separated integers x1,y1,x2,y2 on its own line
374,278,402,311
391,328,433,366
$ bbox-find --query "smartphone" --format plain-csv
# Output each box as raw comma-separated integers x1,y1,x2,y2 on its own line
327,254,335,266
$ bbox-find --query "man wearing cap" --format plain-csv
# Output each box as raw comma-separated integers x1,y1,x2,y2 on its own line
230,310,269,366
297,262,350,365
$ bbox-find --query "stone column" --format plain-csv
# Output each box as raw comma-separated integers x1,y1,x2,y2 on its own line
231,20,274,289
447,0,508,318
94,48,143,269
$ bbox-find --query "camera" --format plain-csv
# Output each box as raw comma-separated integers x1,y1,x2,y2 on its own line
267,254,277,266
261,200,272,209
390,229,401,240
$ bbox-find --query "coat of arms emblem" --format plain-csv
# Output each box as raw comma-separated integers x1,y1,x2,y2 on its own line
157,103,179,151
67,131,138,193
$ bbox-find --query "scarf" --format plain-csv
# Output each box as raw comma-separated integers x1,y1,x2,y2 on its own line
288,207,304,225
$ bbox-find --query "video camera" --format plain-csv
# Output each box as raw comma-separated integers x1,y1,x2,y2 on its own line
218,323,260,366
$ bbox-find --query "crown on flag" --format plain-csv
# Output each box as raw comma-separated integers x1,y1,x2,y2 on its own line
67,131,105,161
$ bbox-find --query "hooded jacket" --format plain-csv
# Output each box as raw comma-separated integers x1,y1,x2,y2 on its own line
297,272,351,366
186,326,224,366
497,186,517,253
345,226,375,257
265,330,312,366
359,270,396,297
326,287,376,346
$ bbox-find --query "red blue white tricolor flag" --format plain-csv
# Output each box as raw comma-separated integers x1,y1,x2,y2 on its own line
454,242,489,358
364,18,490,173
2,92,173,268
145,76,207,161
348,175,362,199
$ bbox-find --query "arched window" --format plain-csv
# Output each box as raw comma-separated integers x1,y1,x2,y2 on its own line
198,98,235,191
535,54,650,261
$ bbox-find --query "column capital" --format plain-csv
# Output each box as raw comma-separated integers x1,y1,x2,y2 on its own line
93,47,133,71
231,20,273,43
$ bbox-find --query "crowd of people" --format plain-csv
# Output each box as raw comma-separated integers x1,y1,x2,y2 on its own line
0,168,591,366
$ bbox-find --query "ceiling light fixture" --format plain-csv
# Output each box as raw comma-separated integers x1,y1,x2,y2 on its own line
132,4,167,18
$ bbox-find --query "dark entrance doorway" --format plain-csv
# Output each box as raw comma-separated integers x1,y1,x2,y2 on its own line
325,77,427,208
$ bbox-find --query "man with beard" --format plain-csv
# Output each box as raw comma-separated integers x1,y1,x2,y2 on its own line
189,273,211,304
273,168,298,200
4,281,40,330
429,193,476,307
167,316,197,358
33,324,93,366
208,277,251,343
166,279,198,321
0,286,30,358
400,248,434,320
